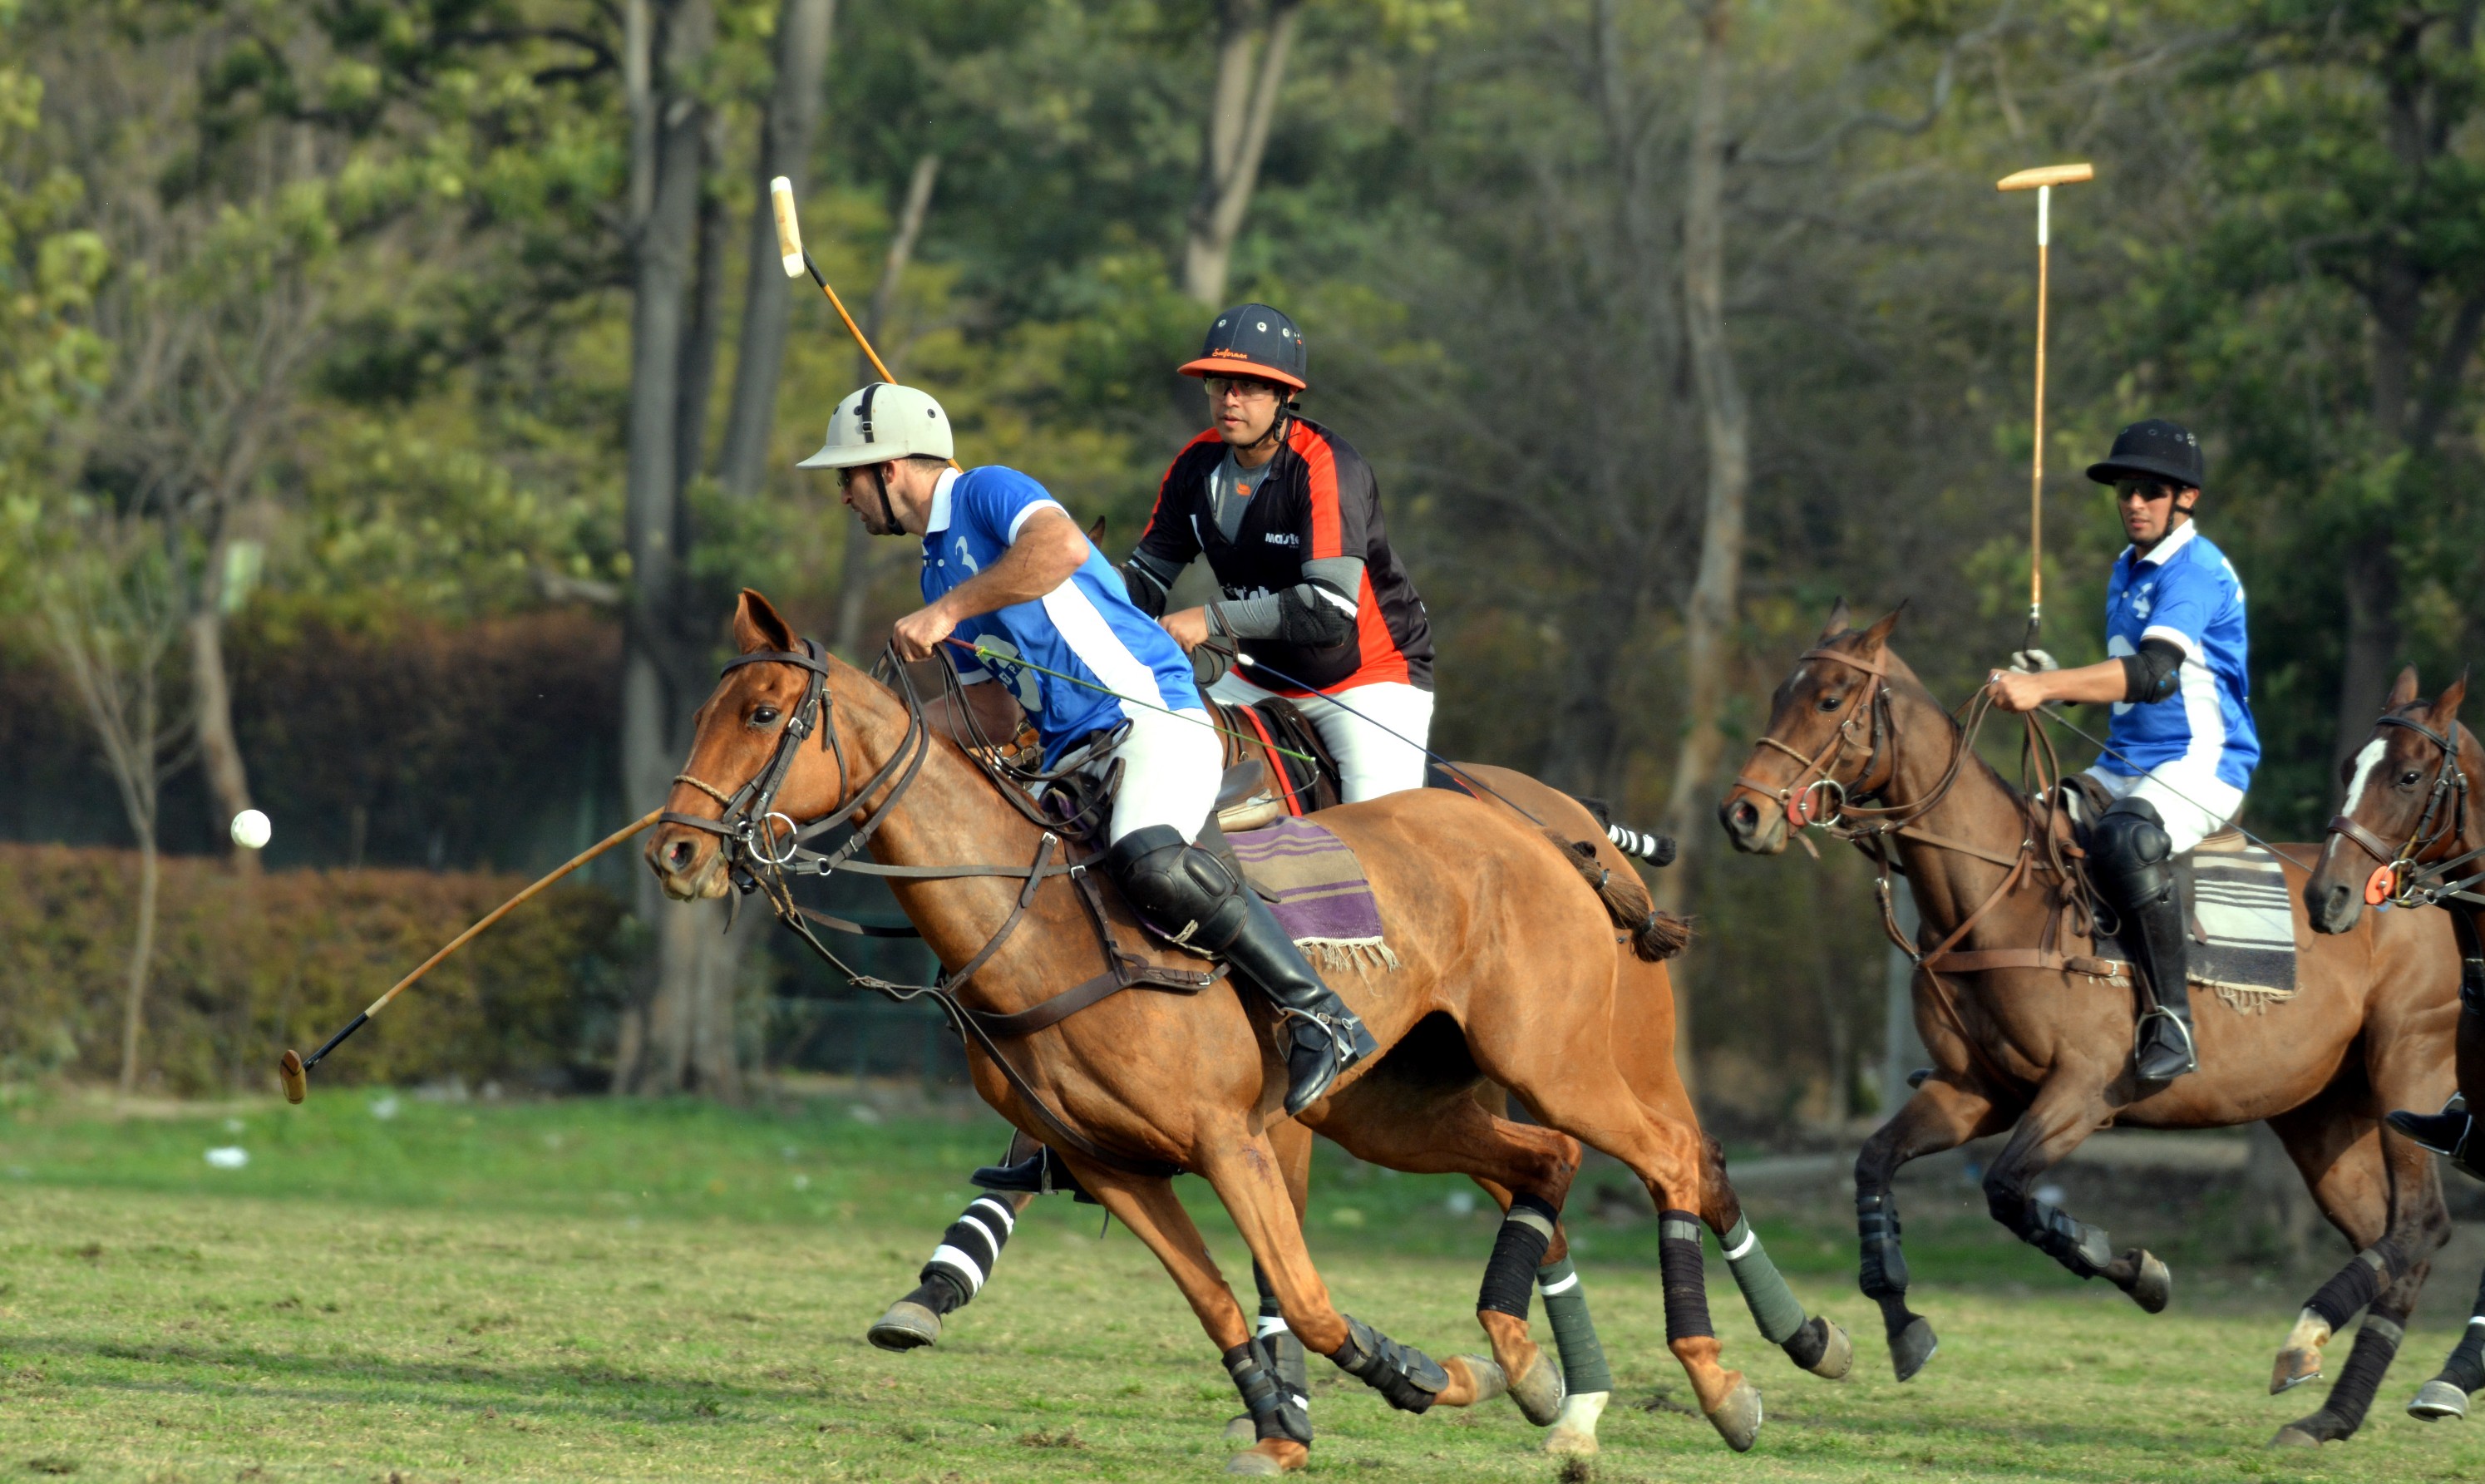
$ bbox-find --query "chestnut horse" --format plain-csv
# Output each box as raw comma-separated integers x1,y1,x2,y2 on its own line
1719,605,2458,1447
649,591,1763,1473
2305,667,2485,1422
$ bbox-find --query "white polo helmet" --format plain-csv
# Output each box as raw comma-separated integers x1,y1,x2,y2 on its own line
796,382,954,469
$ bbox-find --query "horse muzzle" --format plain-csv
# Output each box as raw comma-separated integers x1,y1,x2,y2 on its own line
647,826,732,901
1718,789,1789,855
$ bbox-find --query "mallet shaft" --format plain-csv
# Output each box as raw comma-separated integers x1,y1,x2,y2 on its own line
1996,162,2093,648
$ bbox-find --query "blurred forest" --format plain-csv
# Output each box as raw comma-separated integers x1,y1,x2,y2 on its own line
7,0,2485,1126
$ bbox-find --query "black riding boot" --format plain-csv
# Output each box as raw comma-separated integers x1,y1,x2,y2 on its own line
2389,1093,2475,1164
1104,825,1378,1115
2092,798,2197,1082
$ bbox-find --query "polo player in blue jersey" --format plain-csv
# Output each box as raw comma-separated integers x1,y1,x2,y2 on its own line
799,380,1378,1112
1989,419,2261,1083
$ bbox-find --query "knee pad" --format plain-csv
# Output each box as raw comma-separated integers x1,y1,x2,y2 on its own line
2091,797,2174,904
1102,824,1252,952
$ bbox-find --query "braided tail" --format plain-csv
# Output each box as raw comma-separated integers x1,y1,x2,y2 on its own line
1547,834,1692,961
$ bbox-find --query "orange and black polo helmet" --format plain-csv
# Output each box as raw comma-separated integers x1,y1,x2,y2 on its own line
1176,303,1308,392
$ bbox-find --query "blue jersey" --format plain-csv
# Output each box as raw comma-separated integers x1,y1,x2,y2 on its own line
920,466,1203,766
2100,522,2258,790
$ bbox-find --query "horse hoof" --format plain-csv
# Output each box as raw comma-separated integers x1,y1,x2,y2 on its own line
1225,1439,1307,1475
2268,1423,2325,1448
2410,1380,2470,1421
1437,1353,1506,1408
1891,1317,1939,1382
1544,1391,1608,1456
1223,1414,1256,1445
1505,1350,1566,1426
2271,1348,2322,1394
1796,1317,1854,1380
1708,1378,1763,1452
865,1300,940,1352
2121,1250,2172,1314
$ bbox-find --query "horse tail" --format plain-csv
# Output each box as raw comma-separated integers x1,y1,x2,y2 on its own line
1546,832,1692,961
1566,794,1679,868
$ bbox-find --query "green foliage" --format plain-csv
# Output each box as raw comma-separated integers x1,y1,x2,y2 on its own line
0,844,626,1093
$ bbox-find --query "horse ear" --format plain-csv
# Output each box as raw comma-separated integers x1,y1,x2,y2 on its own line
2389,665,2422,709
733,589,796,654
1085,515,1107,547
1817,598,1851,643
1858,601,1909,654
2434,668,2470,727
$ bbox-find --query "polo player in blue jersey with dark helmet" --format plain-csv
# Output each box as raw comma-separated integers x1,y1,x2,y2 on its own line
1990,419,2260,1083
798,379,1378,1112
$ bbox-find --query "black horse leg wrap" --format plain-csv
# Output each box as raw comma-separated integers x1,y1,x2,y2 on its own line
1477,1194,1559,1319
2439,1309,2485,1396
1659,1210,1714,1341
1856,1190,1910,1298
1223,1338,1314,1444
2306,1241,2405,1331
1327,1314,1448,1413
2316,1307,2409,1432
2024,1200,2113,1278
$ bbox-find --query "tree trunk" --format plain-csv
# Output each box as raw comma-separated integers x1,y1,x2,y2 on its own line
121,815,160,1096
1181,0,1301,306
832,154,942,662
187,543,257,874
619,0,719,1095
718,0,838,499
1654,0,1750,1090
675,115,731,501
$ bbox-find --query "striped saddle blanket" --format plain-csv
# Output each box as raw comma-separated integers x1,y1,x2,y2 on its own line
2090,835,2299,1006
1227,816,1397,973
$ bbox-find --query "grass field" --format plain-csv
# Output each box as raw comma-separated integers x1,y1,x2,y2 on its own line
4,1084,2484,1482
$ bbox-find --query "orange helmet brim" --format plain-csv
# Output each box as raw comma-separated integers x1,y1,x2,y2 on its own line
1177,353,1307,392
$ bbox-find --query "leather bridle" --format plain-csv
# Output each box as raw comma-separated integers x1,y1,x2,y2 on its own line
2328,711,2483,910
658,639,1211,1177
1733,647,1898,832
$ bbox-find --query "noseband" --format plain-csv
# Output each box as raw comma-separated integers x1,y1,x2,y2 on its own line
2328,712,2481,908
1733,647,1896,832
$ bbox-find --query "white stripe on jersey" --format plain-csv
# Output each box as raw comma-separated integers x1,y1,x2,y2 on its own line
1041,579,1186,719
2173,629,2226,777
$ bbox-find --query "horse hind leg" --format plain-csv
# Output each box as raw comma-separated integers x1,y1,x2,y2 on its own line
2275,1114,2449,1446
1979,1082,2171,1312
2409,1265,2485,1421
1698,1133,1852,1379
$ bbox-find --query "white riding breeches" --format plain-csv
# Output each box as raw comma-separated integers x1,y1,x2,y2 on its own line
2080,764,2245,857
1097,704,1225,846
1209,672,1437,803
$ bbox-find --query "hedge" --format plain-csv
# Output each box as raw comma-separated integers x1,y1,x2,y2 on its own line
0,844,626,1096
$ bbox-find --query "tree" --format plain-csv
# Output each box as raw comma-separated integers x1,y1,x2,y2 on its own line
1184,0,1302,305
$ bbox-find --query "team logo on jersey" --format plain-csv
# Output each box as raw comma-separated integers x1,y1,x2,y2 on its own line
1265,532,1299,546
954,535,980,575
972,634,1042,712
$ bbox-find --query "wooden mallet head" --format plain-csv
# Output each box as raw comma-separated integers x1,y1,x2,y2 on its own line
279,1048,307,1104
771,176,806,279
1996,163,2094,192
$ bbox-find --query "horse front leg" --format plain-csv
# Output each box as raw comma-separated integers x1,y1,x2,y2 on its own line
1060,1159,1310,1475
1977,1075,2167,1307
1854,1073,2010,1380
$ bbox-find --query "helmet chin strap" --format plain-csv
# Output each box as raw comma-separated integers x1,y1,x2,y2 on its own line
870,462,900,533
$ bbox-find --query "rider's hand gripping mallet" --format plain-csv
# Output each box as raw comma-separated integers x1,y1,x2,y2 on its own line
770,175,960,473
277,807,664,1103
1996,162,2094,652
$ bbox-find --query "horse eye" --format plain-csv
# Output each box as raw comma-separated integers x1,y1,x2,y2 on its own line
750,706,781,727
2400,769,2423,786
1817,693,1844,712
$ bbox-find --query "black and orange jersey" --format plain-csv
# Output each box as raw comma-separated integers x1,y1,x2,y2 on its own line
1129,416,1434,695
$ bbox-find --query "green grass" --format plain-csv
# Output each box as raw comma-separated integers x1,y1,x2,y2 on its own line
2,1087,2484,1482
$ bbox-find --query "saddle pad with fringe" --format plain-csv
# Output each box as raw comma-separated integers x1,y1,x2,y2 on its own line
1227,816,1398,972
2093,837,2299,1007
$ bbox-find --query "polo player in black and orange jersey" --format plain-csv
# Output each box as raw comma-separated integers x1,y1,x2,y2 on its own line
1125,304,1439,801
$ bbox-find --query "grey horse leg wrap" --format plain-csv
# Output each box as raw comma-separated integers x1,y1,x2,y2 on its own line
1721,1215,1807,1344
1252,1262,1309,1417
1536,1256,1615,1395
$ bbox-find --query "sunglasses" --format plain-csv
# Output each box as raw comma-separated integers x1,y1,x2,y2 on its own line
1202,376,1283,402
2113,479,2182,503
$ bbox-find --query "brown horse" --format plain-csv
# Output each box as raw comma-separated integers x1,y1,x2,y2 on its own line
648,591,1763,1473
1718,604,2458,1447
2305,667,2485,1422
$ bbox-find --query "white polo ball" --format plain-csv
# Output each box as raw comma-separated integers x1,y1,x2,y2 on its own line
229,809,273,850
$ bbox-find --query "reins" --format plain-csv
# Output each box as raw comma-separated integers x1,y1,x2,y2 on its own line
666,640,1215,1177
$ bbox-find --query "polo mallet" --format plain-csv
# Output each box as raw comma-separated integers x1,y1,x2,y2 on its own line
770,175,960,474
1996,162,2094,651
277,807,663,1103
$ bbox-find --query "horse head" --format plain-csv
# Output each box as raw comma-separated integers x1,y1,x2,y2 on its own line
645,589,880,901
1718,599,1907,855
2305,665,2475,934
